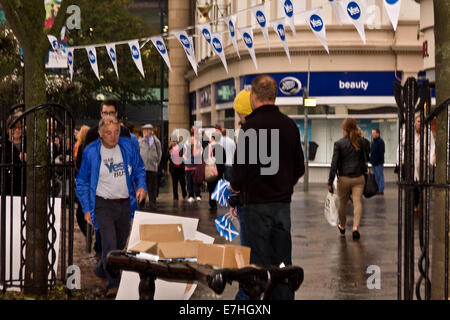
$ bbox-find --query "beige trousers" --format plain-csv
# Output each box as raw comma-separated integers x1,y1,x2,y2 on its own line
337,175,365,230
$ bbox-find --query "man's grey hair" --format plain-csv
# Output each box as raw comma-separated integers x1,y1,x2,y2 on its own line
99,115,119,130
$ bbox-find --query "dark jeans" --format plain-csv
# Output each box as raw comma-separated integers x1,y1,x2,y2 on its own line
241,202,294,300
170,166,187,200
94,197,131,290
142,171,158,209
224,165,233,182
235,205,249,300
185,170,201,198
207,179,219,209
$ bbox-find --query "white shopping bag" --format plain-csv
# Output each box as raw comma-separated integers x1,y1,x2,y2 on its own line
324,191,339,227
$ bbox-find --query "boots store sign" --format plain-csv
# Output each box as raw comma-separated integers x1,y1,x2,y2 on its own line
241,71,400,97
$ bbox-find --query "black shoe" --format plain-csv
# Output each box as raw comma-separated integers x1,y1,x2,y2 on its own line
352,230,360,240
377,192,384,195
338,225,345,236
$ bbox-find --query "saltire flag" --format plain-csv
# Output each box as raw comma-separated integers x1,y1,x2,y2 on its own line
251,4,270,47
48,34,59,51
85,46,100,81
67,48,74,81
341,0,366,43
105,44,119,79
223,14,240,58
150,36,172,71
383,0,401,31
215,215,239,242
270,18,291,63
198,23,213,47
128,40,145,78
211,33,228,73
329,0,346,25
211,179,231,207
281,0,296,37
173,30,198,75
306,9,329,53
239,27,258,70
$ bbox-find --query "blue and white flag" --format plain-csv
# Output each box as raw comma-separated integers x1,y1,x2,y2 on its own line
67,48,74,81
211,33,228,73
270,18,291,63
173,30,198,76
197,23,212,47
85,46,100,81
281,0,296,37
150,36,172,71
329,0,346,25
223,14,240,58
48,34,59,51
383,0,401,31
128,40,145,78
215,215,239,242
239,27,258,70
211,179,231,207
251,4,270,47
306,9,329,53
341,0,366,43
105,44,119,79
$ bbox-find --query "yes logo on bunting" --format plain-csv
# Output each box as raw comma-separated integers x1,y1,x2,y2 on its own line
282,0,296,36
243,33,253,49
156,40,166,54
85,46,100,80
229,21,235,37
88,50,96,64
256,10,266,27
310,14,323,32
223,14,240,58
131,44,140,59
68,51,73,65
212,38,222,53
180,34,191,50
342,0,366,43
109,48,116,62
67,49,74,81
202,28,211,43
306,10,329,53
106,44,119,79
252,5,270,46
347,1,361,20
277,24,286,41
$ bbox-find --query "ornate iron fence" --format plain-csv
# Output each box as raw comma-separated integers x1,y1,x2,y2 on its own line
0,103,75,293
396,77,450,300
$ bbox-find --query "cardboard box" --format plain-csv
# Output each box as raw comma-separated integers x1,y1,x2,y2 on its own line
129,224,201,259
197,243,251,269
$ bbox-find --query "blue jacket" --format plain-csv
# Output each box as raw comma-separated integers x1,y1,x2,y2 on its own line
370,137,385,166
76,137,147,230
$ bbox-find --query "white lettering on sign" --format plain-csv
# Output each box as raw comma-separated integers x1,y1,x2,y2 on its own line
339,80,368,91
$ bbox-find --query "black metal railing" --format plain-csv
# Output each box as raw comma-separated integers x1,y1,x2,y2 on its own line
0,103,75,293
396,77,450,300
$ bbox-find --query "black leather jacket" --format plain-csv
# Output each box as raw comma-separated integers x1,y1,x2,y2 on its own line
328,135,370,185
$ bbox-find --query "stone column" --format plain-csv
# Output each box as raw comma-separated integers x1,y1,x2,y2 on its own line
168,0,191,138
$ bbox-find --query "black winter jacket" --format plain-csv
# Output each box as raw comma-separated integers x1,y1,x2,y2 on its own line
230,105,305,204
328,135,370,186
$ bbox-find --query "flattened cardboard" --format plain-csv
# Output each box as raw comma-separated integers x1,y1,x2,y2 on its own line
129,240,156,253
197,243,251,268
139,224,184,242
157,240,202,259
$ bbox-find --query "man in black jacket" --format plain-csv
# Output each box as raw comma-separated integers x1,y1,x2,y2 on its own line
229,75,305,300
370,128,385,195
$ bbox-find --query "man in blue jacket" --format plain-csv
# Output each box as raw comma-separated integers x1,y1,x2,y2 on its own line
76,116,147,297
370,128,385,195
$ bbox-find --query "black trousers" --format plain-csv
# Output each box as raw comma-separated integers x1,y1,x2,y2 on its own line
242,202,294,300
170,166,187,200
141,171,158,209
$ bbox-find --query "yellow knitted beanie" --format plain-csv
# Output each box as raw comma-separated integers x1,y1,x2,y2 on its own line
233,89,252,115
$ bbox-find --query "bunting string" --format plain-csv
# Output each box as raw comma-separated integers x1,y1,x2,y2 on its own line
54,0,401,79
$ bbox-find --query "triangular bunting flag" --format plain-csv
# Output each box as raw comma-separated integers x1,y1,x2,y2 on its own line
197,23,213,46
105,44,119,79
306,9,329,53
281,0,296,37
128,40,145,78
251,4,270,47
173,30,198,75
211,33,228,73
239,27,258,70
341,0,366,43
223,14,240,58
383,0,401,31
85,46,100,81
150,36,172,71
67,48,74,81
271,18,291,63
48,35,59,51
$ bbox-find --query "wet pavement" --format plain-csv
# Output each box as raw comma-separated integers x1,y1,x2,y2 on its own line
74,181,400,300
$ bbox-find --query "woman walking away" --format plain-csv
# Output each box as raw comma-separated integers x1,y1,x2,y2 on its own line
328,118,369,240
